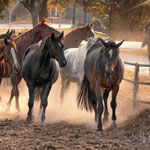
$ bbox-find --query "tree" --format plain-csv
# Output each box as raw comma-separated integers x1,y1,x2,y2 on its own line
0,0,10,19
39,1,47,22
21,0,47,27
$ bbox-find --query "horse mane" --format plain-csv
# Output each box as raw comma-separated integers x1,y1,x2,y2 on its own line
86,37,103,55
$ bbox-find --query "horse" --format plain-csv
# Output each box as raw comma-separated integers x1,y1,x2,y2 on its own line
77,37,124,132
4,19,61,112
0,30,14,39
60,37,110,102
63,24,94,50
0,38,20,106
60,37,94,101
142,21,150,73
22,32,66,122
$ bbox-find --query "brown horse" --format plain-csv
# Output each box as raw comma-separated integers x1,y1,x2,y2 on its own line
0,38,20,108
4,19,61,112
63,24,94,50
77,37,124,132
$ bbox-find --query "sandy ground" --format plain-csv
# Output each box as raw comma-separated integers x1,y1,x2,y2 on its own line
0,49,150,149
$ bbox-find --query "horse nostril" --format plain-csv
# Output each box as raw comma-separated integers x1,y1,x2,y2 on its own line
105,70,113,78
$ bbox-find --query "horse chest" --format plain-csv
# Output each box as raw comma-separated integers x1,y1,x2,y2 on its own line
102,78,114,89
35,66,52,85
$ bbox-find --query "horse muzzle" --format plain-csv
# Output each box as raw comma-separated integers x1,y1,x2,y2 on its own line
59,59,67,68
105,70,113,78
13,63,20,73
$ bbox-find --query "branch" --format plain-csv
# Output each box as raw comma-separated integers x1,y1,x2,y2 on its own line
20,0,32,12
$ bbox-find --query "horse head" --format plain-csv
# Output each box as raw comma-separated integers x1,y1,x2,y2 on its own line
84,23,95,39
3,37,20,73
0,30,14,39
100,39,124,78
45,32,67,68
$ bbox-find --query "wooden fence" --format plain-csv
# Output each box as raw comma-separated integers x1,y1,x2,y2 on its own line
123,61,150,105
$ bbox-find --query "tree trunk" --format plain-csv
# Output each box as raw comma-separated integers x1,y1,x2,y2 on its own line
39,1,47,22
83,0,87,24
72,2,75,28
31,11,39,27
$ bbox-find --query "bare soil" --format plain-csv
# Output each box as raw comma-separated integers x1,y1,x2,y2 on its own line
0,49,150,149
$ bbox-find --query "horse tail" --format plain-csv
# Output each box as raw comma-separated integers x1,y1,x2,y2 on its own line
77,75,95,112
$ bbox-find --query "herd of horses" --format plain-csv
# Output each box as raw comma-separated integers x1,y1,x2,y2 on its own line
0,18,138,132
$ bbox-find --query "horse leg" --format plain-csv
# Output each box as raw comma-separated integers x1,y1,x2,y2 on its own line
95,84,104,132
110,85,119,128
26,83,35,123
91,95,98,122
60,75,67,103
103,89,111,124
40,83,51,122
6,89,14,112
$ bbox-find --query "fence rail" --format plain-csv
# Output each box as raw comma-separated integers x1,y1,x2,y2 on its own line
123,61,150,105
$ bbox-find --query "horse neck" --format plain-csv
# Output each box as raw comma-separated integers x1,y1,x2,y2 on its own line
64,29,85,47
39,46,52,66
14,31,41,62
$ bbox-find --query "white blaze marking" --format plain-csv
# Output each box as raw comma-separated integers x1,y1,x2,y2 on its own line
10,47,18,65
108,50,113,59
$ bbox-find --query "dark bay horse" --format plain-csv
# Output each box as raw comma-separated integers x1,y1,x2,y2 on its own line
77,37,124,132
63,24,94,50
22,32,66,122
0,38,20,106
4,19,61,111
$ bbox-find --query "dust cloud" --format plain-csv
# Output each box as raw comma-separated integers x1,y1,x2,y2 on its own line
0,77,148,130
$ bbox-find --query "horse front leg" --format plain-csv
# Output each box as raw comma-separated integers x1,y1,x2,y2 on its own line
110,85,119,129
7,75,21,112
96,84,104,132
40,83,51,122
26,83,35,123
60,75,68,103
103,89,111,124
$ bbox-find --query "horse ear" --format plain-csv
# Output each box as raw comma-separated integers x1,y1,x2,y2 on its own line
89,23,93,28
51,33,55,41
6,29,10,34
9,30,13,36
41,18,47,25
59,31,64,39
116,40,124,47
100,38,108,47
4,38,8,45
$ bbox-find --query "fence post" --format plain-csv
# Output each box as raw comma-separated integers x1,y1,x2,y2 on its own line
133,63,139,107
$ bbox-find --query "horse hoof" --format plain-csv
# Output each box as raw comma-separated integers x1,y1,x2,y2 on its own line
41,117,45,122
96,129,103,134
26,117,32,123
108,123,117,130
103,117,109,125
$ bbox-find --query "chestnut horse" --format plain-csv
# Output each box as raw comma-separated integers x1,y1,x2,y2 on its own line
64,24,94,50
0,38,20,108
77,37,124,132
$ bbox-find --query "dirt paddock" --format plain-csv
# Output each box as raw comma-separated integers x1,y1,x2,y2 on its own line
0,75,150,149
